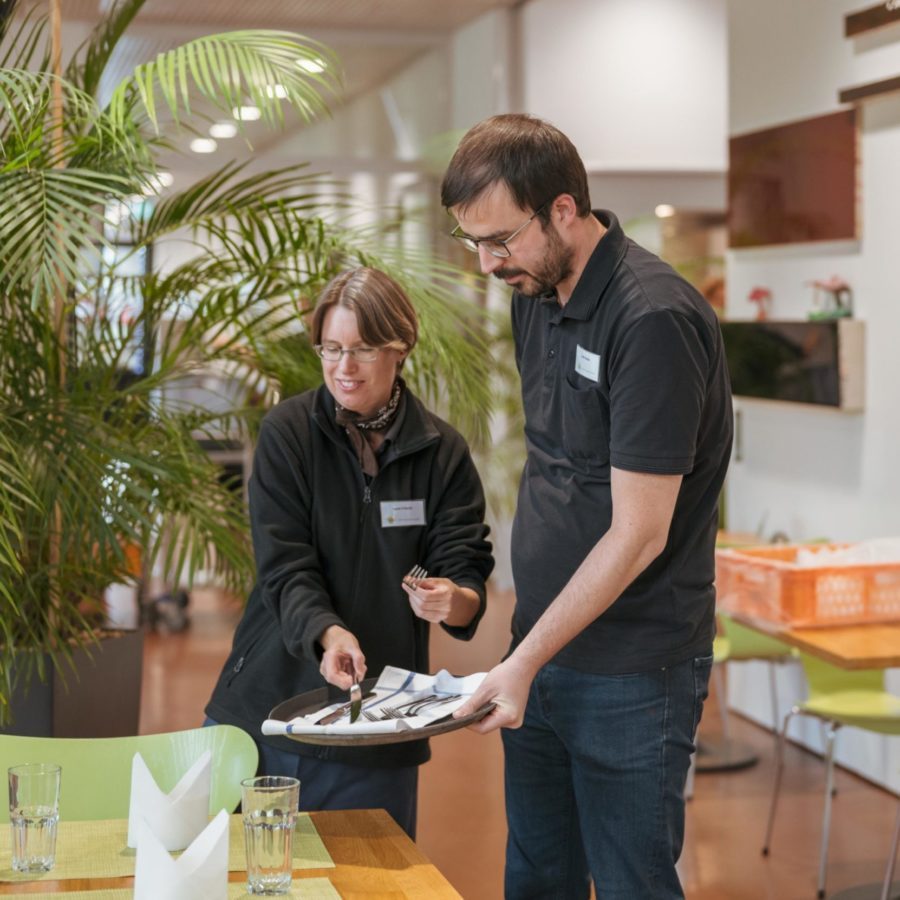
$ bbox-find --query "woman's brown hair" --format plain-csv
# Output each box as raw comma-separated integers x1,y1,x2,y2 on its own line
310,267,419,358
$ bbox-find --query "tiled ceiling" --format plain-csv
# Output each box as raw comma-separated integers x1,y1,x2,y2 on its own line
59,0,520,33
26,1,520,180
49,0,521,128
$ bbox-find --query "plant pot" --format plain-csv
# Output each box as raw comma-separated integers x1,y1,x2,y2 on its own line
1,629,144,737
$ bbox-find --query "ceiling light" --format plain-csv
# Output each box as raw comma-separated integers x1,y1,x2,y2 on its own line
296,58,325,74
190,137,218,154
210,121,238,139
265,84,288,99
655,204,676,218
232,105,261,122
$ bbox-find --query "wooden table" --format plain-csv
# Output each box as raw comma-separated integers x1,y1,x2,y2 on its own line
730,614,900,670
0,809,462,898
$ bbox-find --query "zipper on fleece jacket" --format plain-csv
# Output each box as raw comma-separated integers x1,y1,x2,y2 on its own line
360,483,372,522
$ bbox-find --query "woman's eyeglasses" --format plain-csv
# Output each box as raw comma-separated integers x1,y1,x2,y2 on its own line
314,344,382,363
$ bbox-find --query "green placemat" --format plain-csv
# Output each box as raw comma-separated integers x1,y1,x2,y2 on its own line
0,814,333,883
0,878,340,899
228,814,334,871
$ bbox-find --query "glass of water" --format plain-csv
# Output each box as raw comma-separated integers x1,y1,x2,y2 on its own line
241,775,300,895
8,763,62,873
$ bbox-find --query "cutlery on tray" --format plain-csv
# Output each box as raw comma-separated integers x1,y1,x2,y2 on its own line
313,691,374,725
362,694,462,722
349,680,362,724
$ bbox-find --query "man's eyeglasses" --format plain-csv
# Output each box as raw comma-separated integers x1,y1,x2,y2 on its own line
450,202,548,259
314,344,382,363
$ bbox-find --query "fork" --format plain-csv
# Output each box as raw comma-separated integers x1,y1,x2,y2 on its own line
403,564,428,590
371,694,463,720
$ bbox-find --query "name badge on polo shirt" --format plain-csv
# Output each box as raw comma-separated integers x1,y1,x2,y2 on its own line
574,344,601,382
380,500,426,528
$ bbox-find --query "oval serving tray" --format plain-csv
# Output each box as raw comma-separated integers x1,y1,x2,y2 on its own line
268,677,494,746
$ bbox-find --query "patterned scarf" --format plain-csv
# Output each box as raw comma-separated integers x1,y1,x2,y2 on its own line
334,377,404,477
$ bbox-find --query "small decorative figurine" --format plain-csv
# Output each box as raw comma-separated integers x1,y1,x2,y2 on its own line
747,286,772,321
808,275,853,319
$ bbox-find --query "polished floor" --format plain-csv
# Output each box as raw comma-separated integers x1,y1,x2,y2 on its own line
139,586,900,899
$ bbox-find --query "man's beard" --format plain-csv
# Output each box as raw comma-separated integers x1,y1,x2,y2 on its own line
492,224,574,299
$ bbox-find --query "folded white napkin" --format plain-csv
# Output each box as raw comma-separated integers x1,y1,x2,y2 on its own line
127,750,212,851
134,807,229,900
261,666,487,737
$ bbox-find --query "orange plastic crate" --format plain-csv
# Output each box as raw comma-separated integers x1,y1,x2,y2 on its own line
715,542,900,628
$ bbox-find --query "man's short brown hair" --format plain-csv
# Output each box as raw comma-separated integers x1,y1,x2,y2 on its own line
441,114,591,221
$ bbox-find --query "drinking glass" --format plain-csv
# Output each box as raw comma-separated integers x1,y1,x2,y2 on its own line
8,763,62,873
241,775,300,895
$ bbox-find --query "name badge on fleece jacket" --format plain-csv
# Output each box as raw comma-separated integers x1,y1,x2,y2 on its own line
380,500,426,528
574,344,601,382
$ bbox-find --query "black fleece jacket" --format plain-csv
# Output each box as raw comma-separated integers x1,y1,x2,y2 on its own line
205,385,494,767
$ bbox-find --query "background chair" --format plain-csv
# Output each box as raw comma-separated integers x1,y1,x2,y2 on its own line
0,724,258,822
882,798,900,900
762,653,900,898
696,613,797,772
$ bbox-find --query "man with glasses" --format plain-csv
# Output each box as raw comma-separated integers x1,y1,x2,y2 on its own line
444,114,733,899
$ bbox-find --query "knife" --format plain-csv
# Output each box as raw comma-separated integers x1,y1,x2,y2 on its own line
312,690,374,726
349,680,363,724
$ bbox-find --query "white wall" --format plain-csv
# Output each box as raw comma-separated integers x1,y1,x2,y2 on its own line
726,0,900,793
520,0,728,172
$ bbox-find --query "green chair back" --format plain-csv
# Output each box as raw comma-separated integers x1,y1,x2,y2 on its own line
0,725,258,823
716,614,795,661
798,653,900,736
800,653,884,699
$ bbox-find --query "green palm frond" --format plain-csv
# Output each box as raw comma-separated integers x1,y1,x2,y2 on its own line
0,167,132,305
131,161,342,246
0,69,136,167
65,0,146,99
107,31,340,133
0,428,39,614
0,3,46,71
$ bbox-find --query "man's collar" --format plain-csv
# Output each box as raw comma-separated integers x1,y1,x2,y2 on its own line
558,210,627,321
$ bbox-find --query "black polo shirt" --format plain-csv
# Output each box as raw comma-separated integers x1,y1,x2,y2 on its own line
509,210,733,674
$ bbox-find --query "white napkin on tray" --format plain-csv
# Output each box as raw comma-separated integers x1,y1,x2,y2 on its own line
261,666,486,737
133,808,229,900
127,750,212,851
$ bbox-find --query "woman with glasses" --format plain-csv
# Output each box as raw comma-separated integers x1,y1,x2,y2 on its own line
205,267,494,838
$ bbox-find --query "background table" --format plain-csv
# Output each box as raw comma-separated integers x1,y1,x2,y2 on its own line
730,615,900,670
0,809,462,898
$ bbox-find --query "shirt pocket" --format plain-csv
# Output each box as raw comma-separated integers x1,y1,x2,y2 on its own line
560,373,609,461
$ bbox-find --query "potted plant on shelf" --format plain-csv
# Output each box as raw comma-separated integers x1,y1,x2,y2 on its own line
0,0,494,734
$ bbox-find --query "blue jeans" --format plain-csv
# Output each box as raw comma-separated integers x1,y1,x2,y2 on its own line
502,655,712,900
203,718,418,838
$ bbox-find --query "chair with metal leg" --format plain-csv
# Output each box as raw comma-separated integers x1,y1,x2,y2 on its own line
762,653,900,899
880,797,900,900
696,613,796,772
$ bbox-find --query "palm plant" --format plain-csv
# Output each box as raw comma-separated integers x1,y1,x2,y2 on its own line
0,0,494,723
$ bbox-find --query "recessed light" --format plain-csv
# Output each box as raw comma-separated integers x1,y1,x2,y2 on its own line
232,105,261,122
265,84,288,99
655,204,676,218
190,137,218,154
296,58,325,74
210,121,238,139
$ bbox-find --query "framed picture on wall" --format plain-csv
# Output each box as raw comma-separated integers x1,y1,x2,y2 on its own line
728,109,858,248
